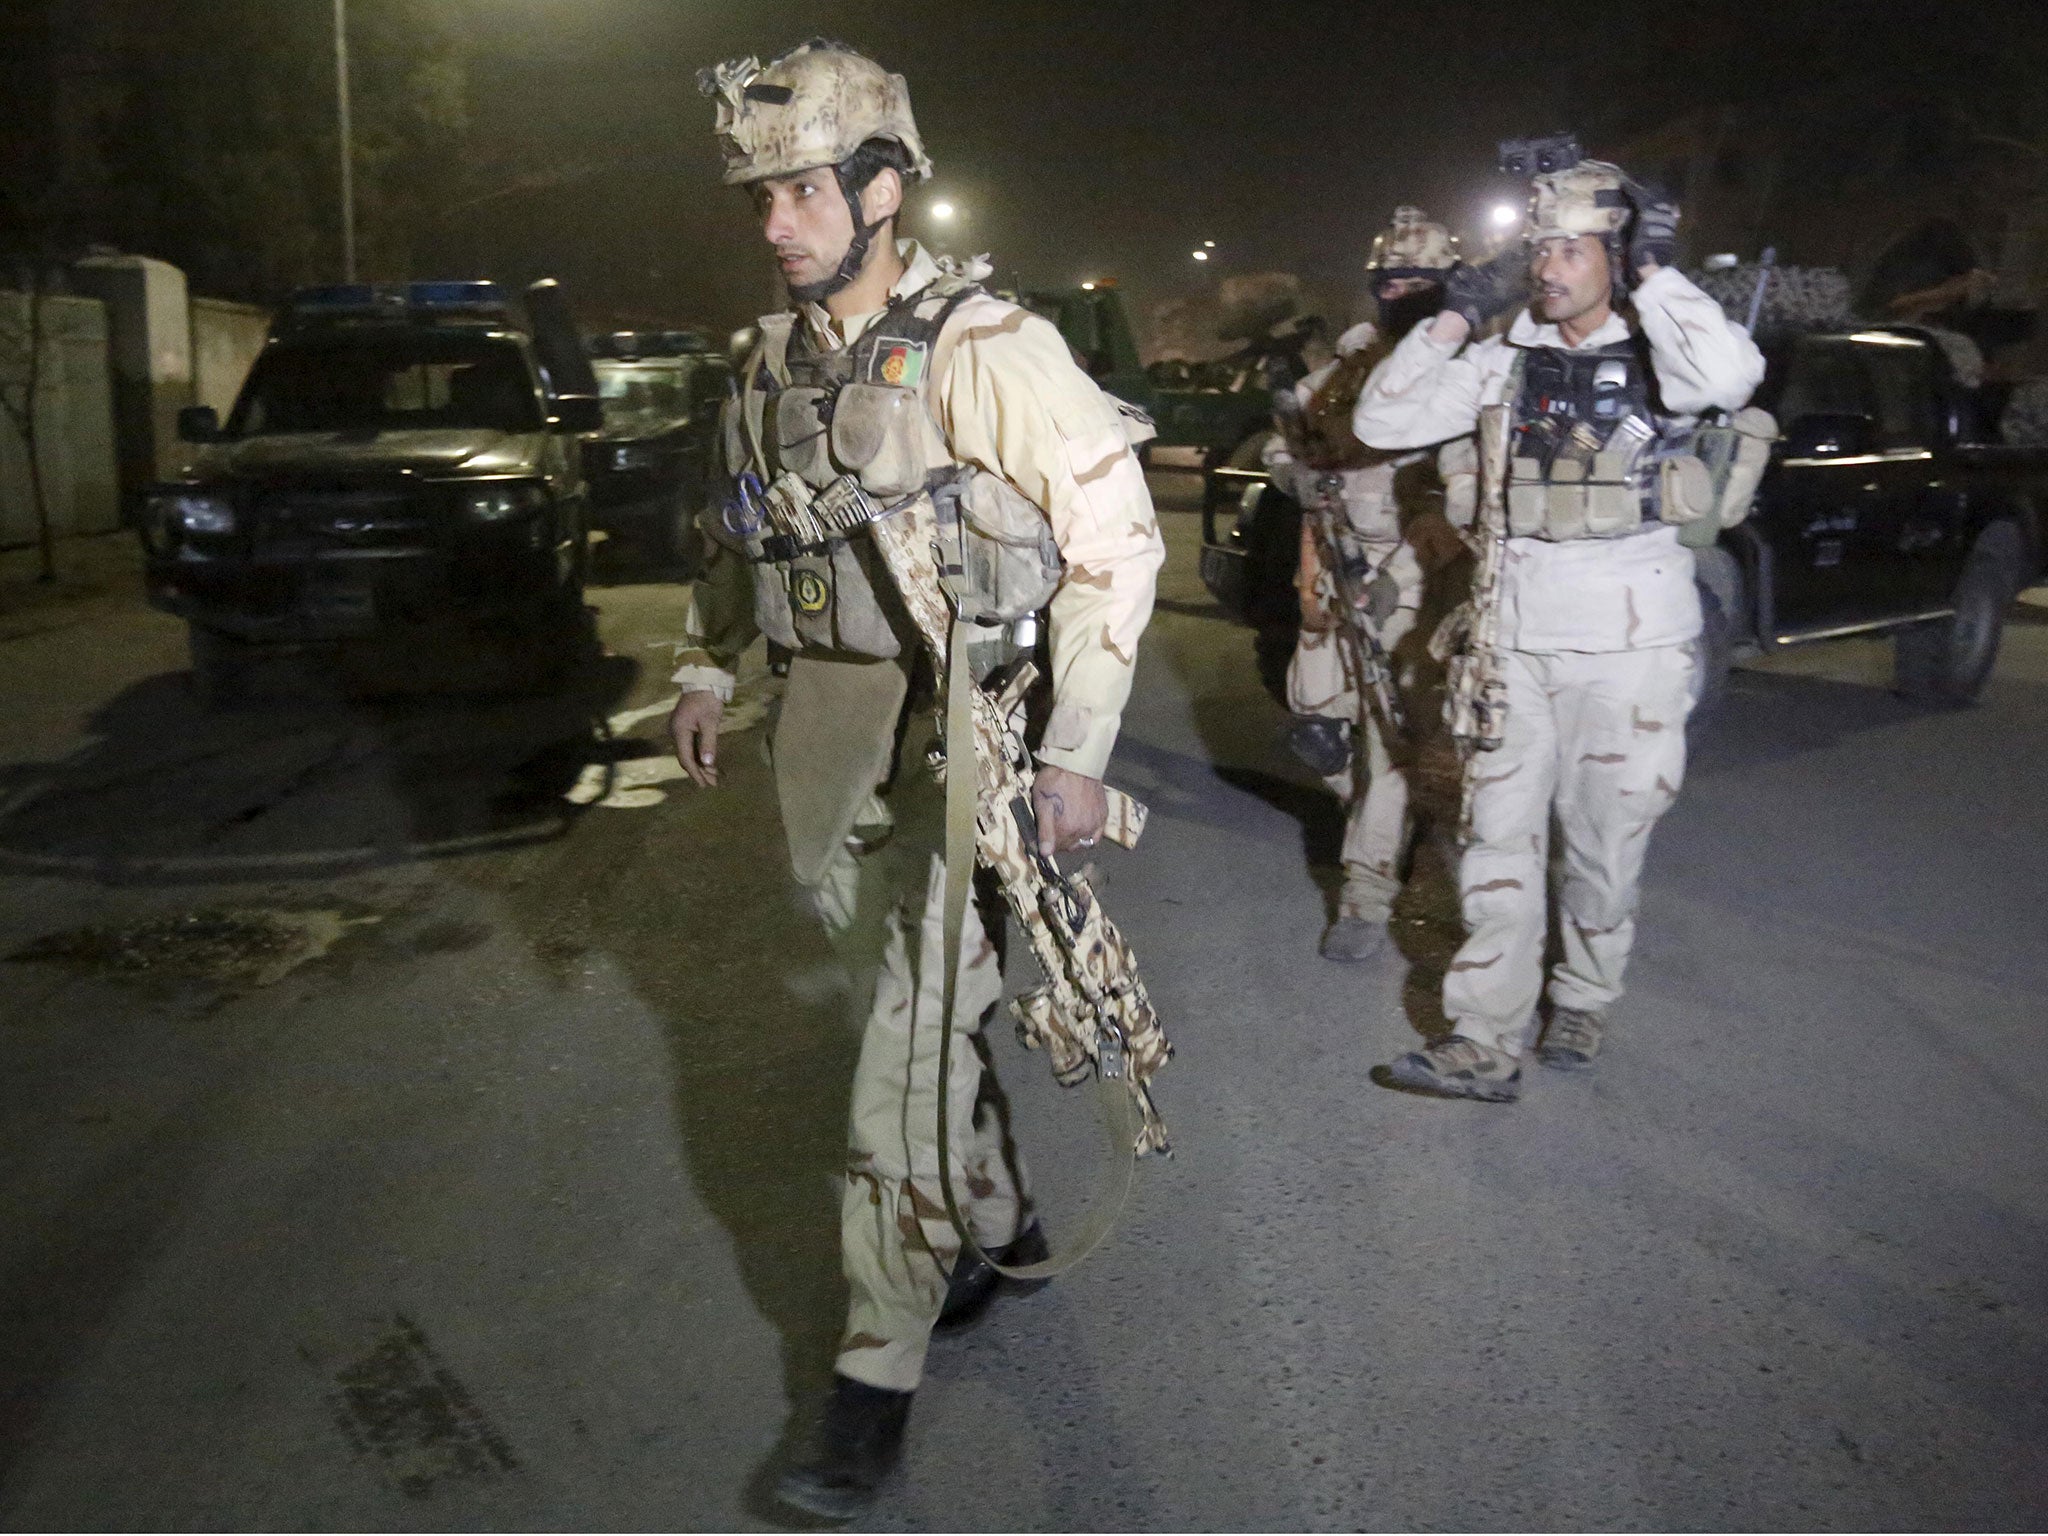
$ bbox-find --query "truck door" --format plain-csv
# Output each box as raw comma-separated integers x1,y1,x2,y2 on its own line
1765,337,1890,633
1854,333,1960,612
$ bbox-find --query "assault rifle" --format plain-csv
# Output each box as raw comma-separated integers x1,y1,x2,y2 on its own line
1272,388,1407,746
1439,385,1517,841
866,496,1172,1276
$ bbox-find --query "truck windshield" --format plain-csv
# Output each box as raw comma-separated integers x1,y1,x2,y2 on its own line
230,334,543,436
595,360,695,435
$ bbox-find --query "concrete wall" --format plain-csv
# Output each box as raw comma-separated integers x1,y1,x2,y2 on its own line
191,298,269,418
72,254,193,505
0,291,120,547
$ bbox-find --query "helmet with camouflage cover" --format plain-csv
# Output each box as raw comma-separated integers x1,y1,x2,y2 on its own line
697,39,932,188
1367,207,1458,279
1527,160,1630,243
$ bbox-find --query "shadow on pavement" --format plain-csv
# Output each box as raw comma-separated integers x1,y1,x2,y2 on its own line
0,640,639,883
469,710,860,1525
1689,661,1955,779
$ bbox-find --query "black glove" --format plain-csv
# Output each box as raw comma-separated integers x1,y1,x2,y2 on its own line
1443,250,1527,332
1626,183,1681,273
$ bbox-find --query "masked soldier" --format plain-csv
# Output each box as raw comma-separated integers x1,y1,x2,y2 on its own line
669,40,1162,1518
1267,208,1463,961
1353,161,1764,1100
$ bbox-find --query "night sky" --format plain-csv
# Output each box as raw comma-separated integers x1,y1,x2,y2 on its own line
14,1,2042,340
453,0,1670,334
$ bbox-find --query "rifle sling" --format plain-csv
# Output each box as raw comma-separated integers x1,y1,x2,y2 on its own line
934,613,1139,1283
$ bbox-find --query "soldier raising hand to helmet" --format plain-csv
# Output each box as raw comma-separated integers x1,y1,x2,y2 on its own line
1354,156,1764,1102
669,38,1163,1521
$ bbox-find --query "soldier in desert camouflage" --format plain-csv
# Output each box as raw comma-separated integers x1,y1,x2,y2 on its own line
669,39,1162,1518
1266,208,1464,962
1353,160,1765,1100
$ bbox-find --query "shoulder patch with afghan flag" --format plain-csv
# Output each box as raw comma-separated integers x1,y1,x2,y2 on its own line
871,337,928,387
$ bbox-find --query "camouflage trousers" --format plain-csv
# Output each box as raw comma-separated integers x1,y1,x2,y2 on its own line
1287,547,1423,923
1445,643,1696,1056
807,778,1031,1394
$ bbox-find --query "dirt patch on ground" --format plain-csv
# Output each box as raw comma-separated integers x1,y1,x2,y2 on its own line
8,907,380,989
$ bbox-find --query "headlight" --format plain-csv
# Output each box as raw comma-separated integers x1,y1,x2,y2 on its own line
610,444,660,472
459,482,549,521
144,491,236,537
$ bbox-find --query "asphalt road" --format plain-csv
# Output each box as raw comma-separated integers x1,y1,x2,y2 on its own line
2,485,2045,1531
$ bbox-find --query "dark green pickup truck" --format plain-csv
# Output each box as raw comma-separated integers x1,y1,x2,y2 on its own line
1021,284,1306,477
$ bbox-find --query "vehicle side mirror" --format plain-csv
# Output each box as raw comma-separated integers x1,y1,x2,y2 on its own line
177,405,220,442
1783,411,1874,459
552,396,604,434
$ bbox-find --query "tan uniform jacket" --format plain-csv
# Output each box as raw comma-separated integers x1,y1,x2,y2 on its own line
1351,266,1765,653
671,243,1163,779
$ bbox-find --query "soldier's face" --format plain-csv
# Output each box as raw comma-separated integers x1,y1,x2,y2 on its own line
1530,236,1612,324
753,169,857,291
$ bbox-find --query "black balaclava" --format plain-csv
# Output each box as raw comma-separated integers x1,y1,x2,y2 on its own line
1374,275,1447,342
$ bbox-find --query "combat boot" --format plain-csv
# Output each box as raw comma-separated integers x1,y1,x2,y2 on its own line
1536,1006,1604,1071
773,1374,914,1521
1319,914,1388,963
1381,1035,1522,1102
1284,715,1352,777
937,1220,1051,1331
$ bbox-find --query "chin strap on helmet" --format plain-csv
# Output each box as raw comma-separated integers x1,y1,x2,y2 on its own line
786,149,902,305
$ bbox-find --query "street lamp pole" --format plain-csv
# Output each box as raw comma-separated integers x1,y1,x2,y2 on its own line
335,0,357,280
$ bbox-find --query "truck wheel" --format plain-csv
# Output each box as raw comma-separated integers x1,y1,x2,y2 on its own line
1893,520,2025,704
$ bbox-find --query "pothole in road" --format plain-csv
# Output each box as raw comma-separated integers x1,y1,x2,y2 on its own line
7,907,381,988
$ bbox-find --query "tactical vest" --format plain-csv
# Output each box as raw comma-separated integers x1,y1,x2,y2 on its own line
710,275,1064,660
1504,339,1665,540
1502,339,1773,543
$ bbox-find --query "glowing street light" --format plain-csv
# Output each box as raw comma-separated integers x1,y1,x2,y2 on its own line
1490,202,1521,229
1191,249,1209,262
1203,240,1215,249
1081,280,1097,291
930,200,957,222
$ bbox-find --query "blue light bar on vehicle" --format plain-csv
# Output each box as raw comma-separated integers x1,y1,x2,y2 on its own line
284,281,508,320
407,280,507,310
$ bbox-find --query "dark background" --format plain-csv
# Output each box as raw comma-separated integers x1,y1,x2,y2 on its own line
6,0,2047,346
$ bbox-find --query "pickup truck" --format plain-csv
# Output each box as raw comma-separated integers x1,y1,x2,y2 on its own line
1696,323,2045,706
1202,321,2048,711
145,279,603,701
583,329,729,568
1020,284,1309,474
